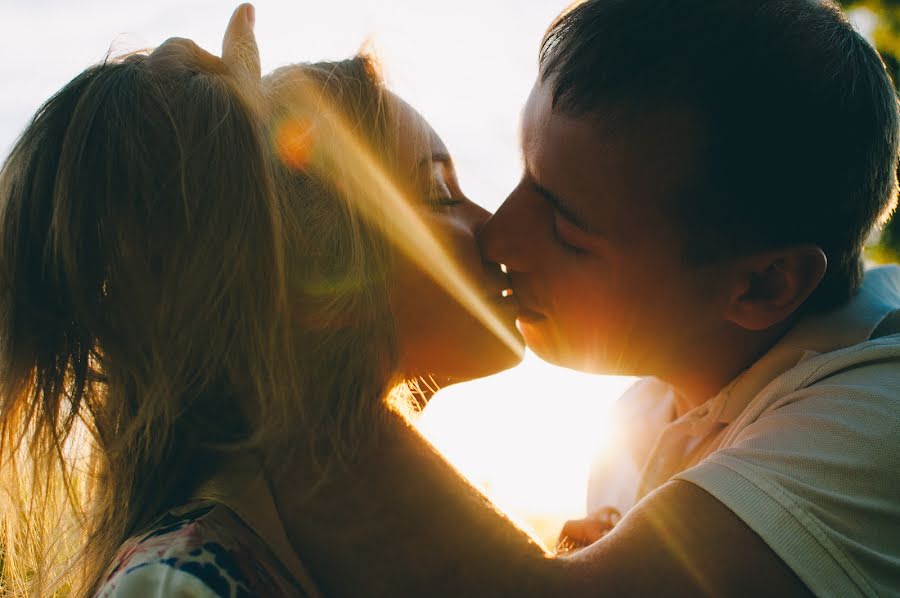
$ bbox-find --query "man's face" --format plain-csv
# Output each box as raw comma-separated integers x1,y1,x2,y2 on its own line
479,79,729,377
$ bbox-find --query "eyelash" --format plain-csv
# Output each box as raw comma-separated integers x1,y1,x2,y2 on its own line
553,213,588,256
427,196,463,210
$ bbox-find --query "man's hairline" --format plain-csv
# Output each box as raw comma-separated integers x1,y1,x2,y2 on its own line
530,71,719,261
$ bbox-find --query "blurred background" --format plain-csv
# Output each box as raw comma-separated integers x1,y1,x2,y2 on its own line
852,0,900,261
1,0,896,549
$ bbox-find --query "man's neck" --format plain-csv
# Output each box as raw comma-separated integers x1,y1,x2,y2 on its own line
665,321,793,419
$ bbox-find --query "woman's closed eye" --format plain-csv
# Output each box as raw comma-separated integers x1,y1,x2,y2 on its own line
426,195,464,212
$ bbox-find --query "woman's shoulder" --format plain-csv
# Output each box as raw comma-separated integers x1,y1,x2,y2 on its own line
96,500,305,597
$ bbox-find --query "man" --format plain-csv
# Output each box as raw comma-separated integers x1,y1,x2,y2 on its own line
274,1,900,595
476,0,900,593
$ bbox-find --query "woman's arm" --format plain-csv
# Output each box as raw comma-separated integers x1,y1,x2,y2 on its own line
270,411,811,597
270,411,563,596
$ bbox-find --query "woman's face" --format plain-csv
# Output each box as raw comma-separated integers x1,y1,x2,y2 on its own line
388,94,524,382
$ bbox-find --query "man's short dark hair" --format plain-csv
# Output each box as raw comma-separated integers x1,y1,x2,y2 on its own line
540,0,899,312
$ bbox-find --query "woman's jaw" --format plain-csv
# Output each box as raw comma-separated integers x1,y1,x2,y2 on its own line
385,93,525,384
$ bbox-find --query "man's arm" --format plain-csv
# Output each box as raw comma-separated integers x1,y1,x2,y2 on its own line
564,481,813,596
272,413,813,596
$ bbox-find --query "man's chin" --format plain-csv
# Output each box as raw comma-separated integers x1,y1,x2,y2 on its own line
436,337,526,385
518,323,574,370
520,325,630,376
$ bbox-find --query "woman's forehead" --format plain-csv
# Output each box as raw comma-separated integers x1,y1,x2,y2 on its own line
388,91,448,168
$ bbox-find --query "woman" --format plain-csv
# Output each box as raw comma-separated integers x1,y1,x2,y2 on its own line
0,5,524,596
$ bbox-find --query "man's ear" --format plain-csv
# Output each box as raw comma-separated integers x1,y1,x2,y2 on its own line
725,246,827,331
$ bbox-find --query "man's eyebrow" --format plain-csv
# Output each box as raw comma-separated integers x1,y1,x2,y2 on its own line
527,178,593,232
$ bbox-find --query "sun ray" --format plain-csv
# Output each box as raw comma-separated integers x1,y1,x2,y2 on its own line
271,78,524,358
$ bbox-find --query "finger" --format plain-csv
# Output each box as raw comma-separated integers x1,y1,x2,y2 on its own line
587,506,622,525
147,37,219,69
558,519,612,546
608,508,621,527
222,3,260,80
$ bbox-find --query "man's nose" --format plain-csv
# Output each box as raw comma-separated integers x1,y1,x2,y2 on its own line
464,200,492,231
477,184,539,272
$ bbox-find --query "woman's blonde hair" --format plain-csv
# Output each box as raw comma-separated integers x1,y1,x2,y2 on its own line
0,49,401,596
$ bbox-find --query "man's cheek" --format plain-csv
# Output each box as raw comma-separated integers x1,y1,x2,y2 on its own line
563,285,609,321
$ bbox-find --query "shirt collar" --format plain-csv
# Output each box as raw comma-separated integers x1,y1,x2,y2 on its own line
712,265,900,423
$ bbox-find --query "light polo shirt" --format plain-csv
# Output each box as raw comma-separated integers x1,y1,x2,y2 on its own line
587,265,900,597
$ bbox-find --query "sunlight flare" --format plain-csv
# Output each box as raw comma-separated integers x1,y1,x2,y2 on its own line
270,77,524,357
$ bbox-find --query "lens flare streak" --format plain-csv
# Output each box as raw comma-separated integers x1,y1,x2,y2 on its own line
276,82,524,357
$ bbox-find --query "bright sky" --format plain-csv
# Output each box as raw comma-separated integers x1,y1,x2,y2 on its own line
0,0,638,548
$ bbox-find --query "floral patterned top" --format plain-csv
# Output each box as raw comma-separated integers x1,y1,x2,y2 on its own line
95,500,318,597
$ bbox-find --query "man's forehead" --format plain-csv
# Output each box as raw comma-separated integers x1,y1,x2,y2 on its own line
519,79,705,233
524,77,699,149
521,80,555,152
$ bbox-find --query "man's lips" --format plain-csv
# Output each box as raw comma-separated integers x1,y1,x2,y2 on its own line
502,280,546,323
513,293,546,322
517,304,547,323
489,288,520,310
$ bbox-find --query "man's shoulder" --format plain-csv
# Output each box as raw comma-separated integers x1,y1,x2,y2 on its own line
729,332,900,454
685,344,900,596
731,348,900,447
775,332,898,397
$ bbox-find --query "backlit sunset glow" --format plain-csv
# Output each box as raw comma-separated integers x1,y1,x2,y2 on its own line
417,355,635,547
